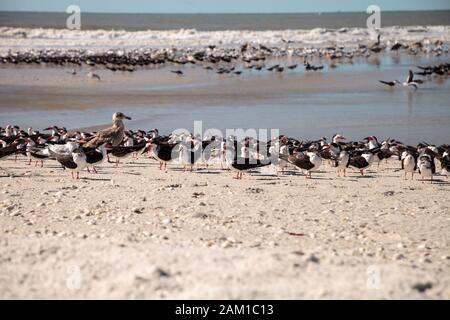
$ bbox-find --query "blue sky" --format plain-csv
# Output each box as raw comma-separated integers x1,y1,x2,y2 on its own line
0,0,449,13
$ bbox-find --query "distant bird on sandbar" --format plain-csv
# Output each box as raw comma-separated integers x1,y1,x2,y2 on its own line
86,72,101,80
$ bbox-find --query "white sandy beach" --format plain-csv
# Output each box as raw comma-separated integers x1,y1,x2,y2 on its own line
1,155,449,299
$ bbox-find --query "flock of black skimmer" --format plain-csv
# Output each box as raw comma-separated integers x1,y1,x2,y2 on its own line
379,63,450,90
1,113,449,183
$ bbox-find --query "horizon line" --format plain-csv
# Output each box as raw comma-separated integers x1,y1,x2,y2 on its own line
1,9,449,14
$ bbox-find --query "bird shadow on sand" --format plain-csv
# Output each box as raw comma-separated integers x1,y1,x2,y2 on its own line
122,171,142,176
194,171,222,175
80,177,111,181
353,175,376,179
419,178,450,185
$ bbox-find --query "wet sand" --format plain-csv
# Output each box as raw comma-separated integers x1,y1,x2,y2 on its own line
1,155,450,299
1,54,450,144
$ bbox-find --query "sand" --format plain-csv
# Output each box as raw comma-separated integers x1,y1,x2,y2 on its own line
1,155,449,299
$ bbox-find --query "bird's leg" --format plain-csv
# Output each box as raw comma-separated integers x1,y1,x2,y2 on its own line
411,172,414,180
87,167,91,173
430,175,433,184
116,159,119,167
28,159,31,165
35,161,38,167
71,171,74,179
14,154,17,162
76,171,80,180
93,166,98,174
360,169,364,176
41,160,43,168
404,172,407,180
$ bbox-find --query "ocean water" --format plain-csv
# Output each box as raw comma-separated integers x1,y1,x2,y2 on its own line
1,54,449,145
0,11,449,31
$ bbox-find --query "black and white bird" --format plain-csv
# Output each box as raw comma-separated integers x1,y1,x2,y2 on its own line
401,151,417,180
146,136,180,171
379,80,400,87
279,149,322,179
332,150,350,177
403,70,422,89
226,140,271,179
417,154,435,183
439,151,450,178
108,142,147,166
84,144,107,173
50,148,87,179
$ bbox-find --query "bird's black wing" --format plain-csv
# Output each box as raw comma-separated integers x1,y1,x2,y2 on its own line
289,154,314,170
348,156,369,169
407,70,413,83
83,148,103,164
56,154,77,169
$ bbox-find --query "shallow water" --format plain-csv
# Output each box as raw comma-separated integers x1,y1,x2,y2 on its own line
1,54,449,145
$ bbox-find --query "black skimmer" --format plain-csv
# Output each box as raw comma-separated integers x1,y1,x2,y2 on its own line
332,150,350,177
84,112,131,148
267,64,280,71
49,148,87,179
87,72,101,80
179,135,202,171
390,42,403,51
403,70,422,89
275,139,289,174
304,60,324,71
287,64,298,70
348,153,370,176
418,154,435,183
171,70,184,76
226,140,271,179
0,138,26,159
279,148,322,179
107,142,146,166
146,136,180,171
347,147,381,176
84,144,107,173
401,151,417,180
439,151,450,178
379,80,400,87
26,138,49,167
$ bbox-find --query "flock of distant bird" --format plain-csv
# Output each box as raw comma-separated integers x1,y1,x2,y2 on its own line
1,113,449,182
170,59,324,77
1,33,448,82
379,63,450,89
